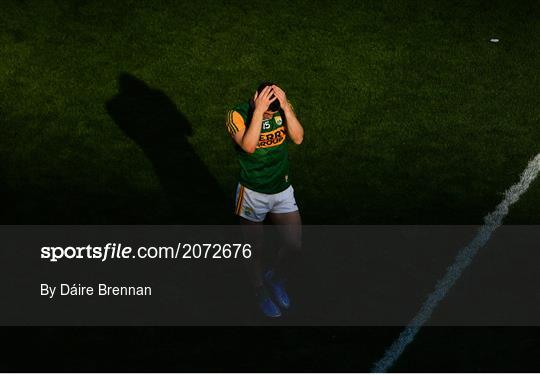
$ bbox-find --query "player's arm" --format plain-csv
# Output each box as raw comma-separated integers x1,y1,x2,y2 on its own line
227,86,277,154
272,85,303,145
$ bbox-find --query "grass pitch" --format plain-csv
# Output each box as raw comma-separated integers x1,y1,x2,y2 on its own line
1,0,539,224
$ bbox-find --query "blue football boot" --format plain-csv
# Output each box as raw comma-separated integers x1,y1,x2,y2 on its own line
256,286,281,318
264,269,290,309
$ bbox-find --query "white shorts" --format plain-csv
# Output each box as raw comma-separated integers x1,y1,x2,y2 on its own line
235,184,299,222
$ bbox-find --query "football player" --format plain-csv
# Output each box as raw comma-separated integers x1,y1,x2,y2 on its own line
226,82,304,317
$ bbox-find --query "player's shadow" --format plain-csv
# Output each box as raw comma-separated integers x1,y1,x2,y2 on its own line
106,73,229,223
106,75,246,321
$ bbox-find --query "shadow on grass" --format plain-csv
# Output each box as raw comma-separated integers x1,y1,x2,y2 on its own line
106,73,230,223
0,74,232,224
103,74,248,321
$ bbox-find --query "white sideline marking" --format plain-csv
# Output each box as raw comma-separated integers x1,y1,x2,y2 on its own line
372,153,540,373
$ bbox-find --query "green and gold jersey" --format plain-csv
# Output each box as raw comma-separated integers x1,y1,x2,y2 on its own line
226,102,290,194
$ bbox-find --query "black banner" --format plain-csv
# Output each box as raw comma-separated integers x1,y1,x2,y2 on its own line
1,225,538,325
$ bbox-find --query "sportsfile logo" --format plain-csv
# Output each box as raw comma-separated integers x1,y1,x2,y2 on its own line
41,243,134,262
258,126,286,148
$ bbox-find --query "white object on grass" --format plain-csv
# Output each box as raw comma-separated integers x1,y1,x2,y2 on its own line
372,153,540,373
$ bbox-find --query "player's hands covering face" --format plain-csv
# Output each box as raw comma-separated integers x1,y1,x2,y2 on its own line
271,85,290,111
252,85,277,113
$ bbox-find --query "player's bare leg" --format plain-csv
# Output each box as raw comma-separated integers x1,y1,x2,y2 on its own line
267,210,302,274
239,217,264,288
265,210,302,309
239,216,282,317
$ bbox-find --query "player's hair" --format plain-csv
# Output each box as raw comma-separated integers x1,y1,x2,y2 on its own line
256,81,281,112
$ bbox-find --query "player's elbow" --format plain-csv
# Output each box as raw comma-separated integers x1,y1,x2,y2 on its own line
243,145,257,154
240,138,257,154
292,136,303,145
